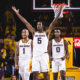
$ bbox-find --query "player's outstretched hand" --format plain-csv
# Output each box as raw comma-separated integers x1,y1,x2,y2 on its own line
12,6,19,13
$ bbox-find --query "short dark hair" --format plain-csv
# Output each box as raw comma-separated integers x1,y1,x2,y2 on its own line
52,28,62,38
53,28,61,33
37,20,44,26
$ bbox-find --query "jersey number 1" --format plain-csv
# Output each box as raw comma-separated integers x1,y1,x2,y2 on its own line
23,48,25,54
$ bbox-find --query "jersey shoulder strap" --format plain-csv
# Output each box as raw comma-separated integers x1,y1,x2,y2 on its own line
28,39,32,44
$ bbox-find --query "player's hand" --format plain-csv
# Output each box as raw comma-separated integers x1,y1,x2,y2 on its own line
15,64,19,69
59,3,65,10
12,6,19,13
61,56,66,60
50,57,54,61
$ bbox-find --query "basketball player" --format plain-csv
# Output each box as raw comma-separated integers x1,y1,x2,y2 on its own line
15,29,32,80
48,29,69,80
12,5,63,80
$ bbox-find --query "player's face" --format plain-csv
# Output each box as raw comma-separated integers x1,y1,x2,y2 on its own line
54,30,61,38
11,75,17,80
37,22,43,31
21,29,29,39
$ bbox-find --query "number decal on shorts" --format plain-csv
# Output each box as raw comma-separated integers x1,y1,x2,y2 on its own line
37,38,42,44
23,48,25,54
56,47,60,52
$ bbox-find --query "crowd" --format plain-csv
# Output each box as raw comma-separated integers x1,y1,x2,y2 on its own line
0,34,19,80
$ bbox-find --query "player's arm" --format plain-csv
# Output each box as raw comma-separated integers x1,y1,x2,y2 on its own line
46,4,63,34
61,40,69,60
64,40,69,59
15,42,19,69
12,6,35,34
48,40,53,61
31,40,33,58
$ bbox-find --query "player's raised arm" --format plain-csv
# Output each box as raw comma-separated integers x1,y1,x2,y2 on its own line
46,4,63,34
48,40,53,61
15,42,19,69
12,6,35,33
31,40,33,57
64,40,69,59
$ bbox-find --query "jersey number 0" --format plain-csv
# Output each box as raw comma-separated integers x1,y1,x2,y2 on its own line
56,47,60,52
23,48,25,54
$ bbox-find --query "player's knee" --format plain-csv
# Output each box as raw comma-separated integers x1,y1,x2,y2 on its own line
33,72,39,79
60,70,65,77
33,71,39,75
43,72,48,76
53,73,58,79
43,72,49,80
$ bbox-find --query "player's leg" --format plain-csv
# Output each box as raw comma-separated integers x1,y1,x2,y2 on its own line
53,73,58,80
60,70,65,80
41,53,50,80
24,59,31,80
43,72,49,80
29,72,33,80
19,65,24,80
19,71,24,80
33,71,39,80
52,60,59,80
24,70,30,80
19,59,25,80
32,57,40,80
59,60,66,80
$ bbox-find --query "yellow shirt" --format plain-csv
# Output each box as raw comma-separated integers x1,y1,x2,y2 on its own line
9,41,16,53
4,38,12,49
4,38,16,52
1,49,6,67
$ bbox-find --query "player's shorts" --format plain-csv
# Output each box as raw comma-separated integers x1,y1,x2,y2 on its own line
52,58,65,73
0,67,4,79
19,58,31,75
32,53,49,73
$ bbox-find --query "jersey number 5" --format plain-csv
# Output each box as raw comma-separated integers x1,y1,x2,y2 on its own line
23,48,25,54
37,38,42,44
